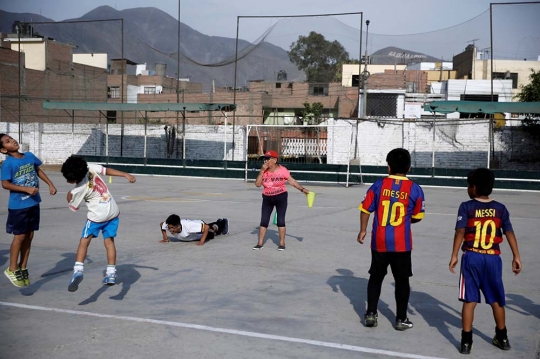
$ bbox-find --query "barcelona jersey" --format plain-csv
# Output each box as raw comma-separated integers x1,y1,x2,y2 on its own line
359,175,425,252
455,199,513,255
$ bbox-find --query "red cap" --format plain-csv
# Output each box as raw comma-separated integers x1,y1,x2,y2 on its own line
262,150,278,158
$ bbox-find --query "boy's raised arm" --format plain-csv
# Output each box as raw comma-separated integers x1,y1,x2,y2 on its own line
105,167,136,183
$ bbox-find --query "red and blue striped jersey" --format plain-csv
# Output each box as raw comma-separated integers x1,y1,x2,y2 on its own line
455,199,513,255
359,175,425,252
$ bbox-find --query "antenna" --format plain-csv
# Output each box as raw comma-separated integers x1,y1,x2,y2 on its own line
467,38,480,47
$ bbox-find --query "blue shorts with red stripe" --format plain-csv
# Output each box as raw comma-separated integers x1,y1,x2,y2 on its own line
459,250,505,306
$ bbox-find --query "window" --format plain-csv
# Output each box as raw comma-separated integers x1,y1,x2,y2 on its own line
108,87,120,99
106,110,117,124
275,83,281,88
493,72,518,89
366,93,398,117
144,87,156,94
309,84,328,96
352,75,360,87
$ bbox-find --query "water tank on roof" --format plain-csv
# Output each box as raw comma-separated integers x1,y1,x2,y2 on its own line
277,70,287,81
155,63,167,76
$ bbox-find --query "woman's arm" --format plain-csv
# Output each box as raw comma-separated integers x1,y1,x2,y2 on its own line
255,162,269,187
287,175,309,194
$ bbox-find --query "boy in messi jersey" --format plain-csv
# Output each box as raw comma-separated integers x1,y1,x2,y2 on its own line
357,148,425,331
449,168,522,354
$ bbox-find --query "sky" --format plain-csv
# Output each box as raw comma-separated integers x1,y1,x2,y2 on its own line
2,0,539,60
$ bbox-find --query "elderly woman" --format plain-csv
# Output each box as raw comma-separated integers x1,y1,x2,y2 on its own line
253,150,310,251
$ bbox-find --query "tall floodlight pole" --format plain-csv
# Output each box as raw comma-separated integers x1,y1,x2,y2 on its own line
489,3,494,167
362,20,370,118
18,23,21,142
177,0,183,161
232,16,240,162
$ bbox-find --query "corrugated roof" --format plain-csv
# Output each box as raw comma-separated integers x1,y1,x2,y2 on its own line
423,101,540,114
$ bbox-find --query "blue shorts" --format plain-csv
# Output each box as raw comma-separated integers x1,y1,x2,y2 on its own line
81,217,119,239
459,250,505,306
6,205,40,235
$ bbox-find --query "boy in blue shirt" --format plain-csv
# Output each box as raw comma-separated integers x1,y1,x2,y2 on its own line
449,168,522,354
1,134,57,287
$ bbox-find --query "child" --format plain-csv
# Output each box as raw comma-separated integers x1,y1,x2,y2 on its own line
60,155,136,292
357,148,425,330
160,214,229,245
1,134,57,287
449,168,522,354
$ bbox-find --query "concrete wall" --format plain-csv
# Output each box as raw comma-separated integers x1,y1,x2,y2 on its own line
1,120,538,170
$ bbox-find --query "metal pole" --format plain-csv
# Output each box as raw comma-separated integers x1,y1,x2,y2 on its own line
432,121,435,177
176,0,181,159
182,108,186,167
354,12,363,160
144,111,148,164
18,24,21,143
120,18,124,157
362,20,370,119
71,110,75,155
489,3,494,167
232,16,240,162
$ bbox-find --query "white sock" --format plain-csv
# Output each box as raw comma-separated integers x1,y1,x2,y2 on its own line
106,265,116,276
74,262,84,273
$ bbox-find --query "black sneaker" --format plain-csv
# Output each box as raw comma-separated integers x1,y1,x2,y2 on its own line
253,244,263,250
492,337,511,350
364,312,378,327
277,245,285,251
395,318,413,331
459,342,472,354
221,218,229,235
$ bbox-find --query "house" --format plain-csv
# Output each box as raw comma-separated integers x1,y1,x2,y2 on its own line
453,45,540,97
0,31,108,124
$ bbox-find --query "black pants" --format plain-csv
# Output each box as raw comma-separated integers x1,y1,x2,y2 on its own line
366,250,412,321
205,218,226,239
260,192,288,227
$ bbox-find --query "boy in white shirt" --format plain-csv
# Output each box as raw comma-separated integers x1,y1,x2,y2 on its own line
61,155,136,292
160,214,229,245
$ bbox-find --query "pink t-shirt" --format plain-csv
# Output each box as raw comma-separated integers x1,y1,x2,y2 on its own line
261,165,290,196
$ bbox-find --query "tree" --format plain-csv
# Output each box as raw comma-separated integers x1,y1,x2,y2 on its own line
289,32,350,83
302,102,324,125
515,69,540,139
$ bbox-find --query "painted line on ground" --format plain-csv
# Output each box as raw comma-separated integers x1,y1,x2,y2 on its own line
0,301,447,359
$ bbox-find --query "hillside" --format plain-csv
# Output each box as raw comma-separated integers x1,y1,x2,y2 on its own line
0,6,305,89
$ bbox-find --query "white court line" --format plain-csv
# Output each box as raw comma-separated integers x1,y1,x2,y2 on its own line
0,301,447,359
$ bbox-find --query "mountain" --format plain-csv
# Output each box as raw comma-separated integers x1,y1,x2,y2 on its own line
370,46,441,65
0,7,305,89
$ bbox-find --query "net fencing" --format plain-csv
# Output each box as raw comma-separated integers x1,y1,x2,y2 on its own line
2,4,539,170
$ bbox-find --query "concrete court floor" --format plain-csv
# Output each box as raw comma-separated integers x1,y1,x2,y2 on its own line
0,170,539,359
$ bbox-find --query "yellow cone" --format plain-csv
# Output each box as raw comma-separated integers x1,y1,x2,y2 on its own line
108,176,112,184
306,191,316,208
